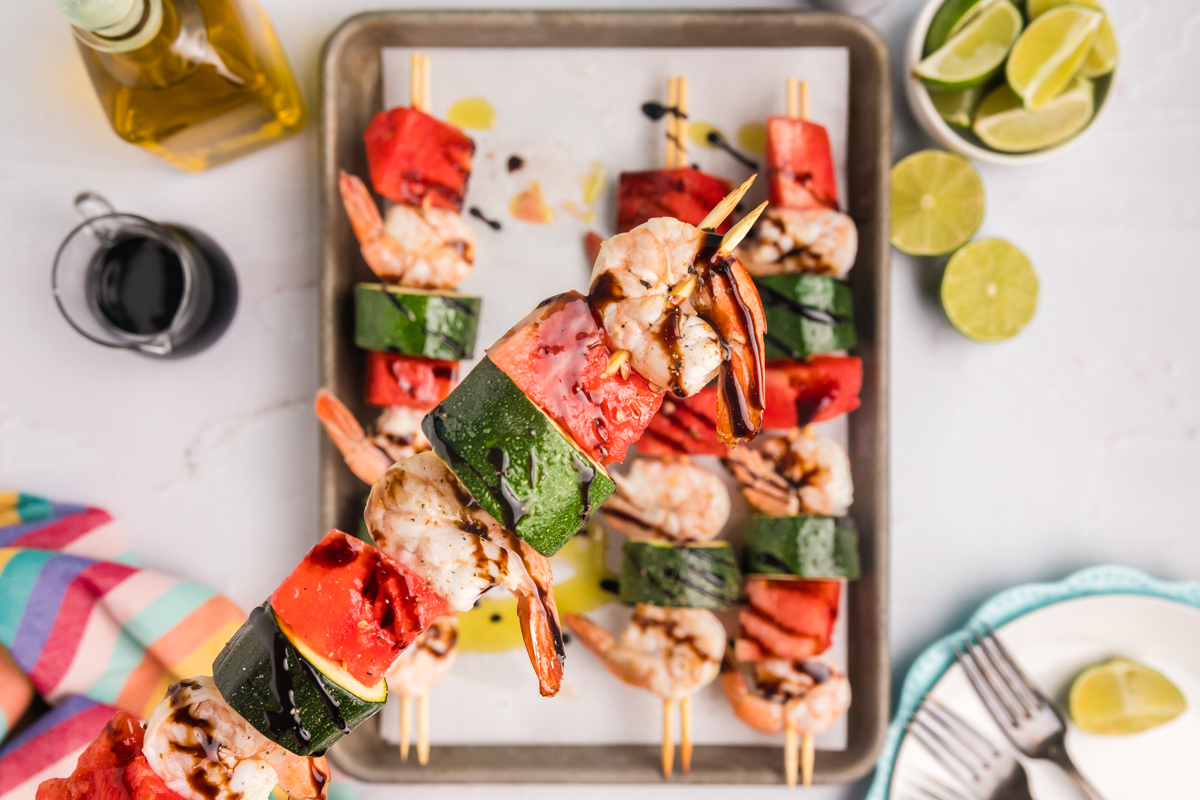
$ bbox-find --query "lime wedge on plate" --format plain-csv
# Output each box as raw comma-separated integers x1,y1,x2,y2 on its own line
915,0,1024,90
941,239,1037,341
924,0,985,55
930,84,988,128
1027,0,1119,77
1070,658,1187,736
974,75,1093,151
1007,6,1103,109
891,150,985,256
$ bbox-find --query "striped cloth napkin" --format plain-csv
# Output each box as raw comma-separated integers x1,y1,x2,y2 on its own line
0,492,245,799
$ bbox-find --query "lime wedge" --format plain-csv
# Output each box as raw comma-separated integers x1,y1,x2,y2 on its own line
1027,0,1119,77
1070,658,1187,736
924,0,985,56
1007,6,1103,109
930,84,988,127
915,0,1024,91
890,150,985,256
941,239,1037,341
974,75,1093,151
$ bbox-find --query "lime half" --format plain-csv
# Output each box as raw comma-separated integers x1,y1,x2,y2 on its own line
930,84,988,128
974,75,1093,152
1027,0,1119,77
891,150,985,256
915,0,1024,91
1007,6,1103,109
1070,658,1187,736
941,239,1037,341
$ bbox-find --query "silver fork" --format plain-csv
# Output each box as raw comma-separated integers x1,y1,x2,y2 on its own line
955,623,1106,800
908,696,1033,800
909,776,976,800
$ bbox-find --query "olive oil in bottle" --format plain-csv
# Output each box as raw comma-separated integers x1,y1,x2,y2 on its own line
55,0,306,172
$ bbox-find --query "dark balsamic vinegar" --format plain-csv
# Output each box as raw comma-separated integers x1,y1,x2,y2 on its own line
89,235,185,336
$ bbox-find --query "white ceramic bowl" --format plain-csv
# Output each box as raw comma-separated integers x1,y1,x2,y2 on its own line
904,0,1114,165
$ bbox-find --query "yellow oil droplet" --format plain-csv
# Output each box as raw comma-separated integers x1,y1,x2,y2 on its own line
582,161,606,206
510,180,555,224
690,121,724,149
457,528,617,653
446,97,495,130
737,122,767,156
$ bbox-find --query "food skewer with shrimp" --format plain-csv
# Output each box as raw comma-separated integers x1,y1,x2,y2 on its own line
568,457,738,779
721,426,861,787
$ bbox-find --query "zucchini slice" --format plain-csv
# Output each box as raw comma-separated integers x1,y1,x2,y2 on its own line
743,515,861,580
211,604,386,757
423,357,615,557
754,274,856,360
619,539,741,609
354,283,481,360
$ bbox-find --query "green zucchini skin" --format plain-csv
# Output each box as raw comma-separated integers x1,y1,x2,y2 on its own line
742,515,861,580
212,604,385,757
754,274,857,360
423,357,615,557
354,283,481,359
619,540,741,609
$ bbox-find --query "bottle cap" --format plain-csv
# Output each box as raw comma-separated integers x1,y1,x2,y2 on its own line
54,0,138,31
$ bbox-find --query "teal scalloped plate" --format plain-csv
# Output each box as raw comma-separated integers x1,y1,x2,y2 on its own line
866,565,1200,800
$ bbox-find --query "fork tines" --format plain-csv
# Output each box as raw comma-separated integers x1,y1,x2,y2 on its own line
913,777,975,800
954,623,1058,733
908,696,1016,796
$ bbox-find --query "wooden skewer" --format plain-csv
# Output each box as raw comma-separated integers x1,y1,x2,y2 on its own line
697,173,757,232
417,693,430,766
665,77,679,170
680,695,693,775
662,698,675,779
784,719,799,789
675,75,689,169
801,732,815,788
717,200,769,257
399,694,412,762
786,78,810,121
801,80,810,122
411,52,431,112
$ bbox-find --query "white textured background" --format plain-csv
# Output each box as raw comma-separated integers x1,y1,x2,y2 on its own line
1,0,1198,798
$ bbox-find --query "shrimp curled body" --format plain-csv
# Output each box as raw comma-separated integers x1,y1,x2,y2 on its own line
603,458,730,544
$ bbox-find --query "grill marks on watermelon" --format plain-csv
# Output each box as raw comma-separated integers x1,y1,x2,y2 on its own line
270,530,448,686
364,351,457,409
762,356,862,429
766,117,839,211
488,291,663,465
616,168,733,233
735,578,841,662
365,107,475,213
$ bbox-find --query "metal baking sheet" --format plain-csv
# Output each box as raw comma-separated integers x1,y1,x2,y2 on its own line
318,9,890,785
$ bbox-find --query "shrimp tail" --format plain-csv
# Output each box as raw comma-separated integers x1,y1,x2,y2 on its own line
719,655,784,735
338,170,385,244
696,256,767,446
514,541,565,697
314,389,392,485
264,750,330,800
564,613,664,695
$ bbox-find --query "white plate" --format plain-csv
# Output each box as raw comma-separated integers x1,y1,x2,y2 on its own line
889,594,1200,799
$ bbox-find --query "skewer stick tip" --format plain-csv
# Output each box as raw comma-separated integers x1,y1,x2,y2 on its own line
417,694,431,766
801,732,815,788
800,80,810,122
662,698,675,780
680,696,693,776
786,77,799,119
784,720,799,789
399,695,412,763
717,200,768,257
698,173,757,232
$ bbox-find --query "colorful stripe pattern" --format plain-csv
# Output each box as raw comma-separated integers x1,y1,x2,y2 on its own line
0,495,245,800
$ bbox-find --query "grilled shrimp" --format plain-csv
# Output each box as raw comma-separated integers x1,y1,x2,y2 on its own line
602,458,730,544
720,656,851,736
564,605,725,701
365,452,564,696
339,171,475,289
725,427,853,517
142,676,330,800
588,216,767,445
737,207,857,278
386,614,458,697
314,390,429,485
